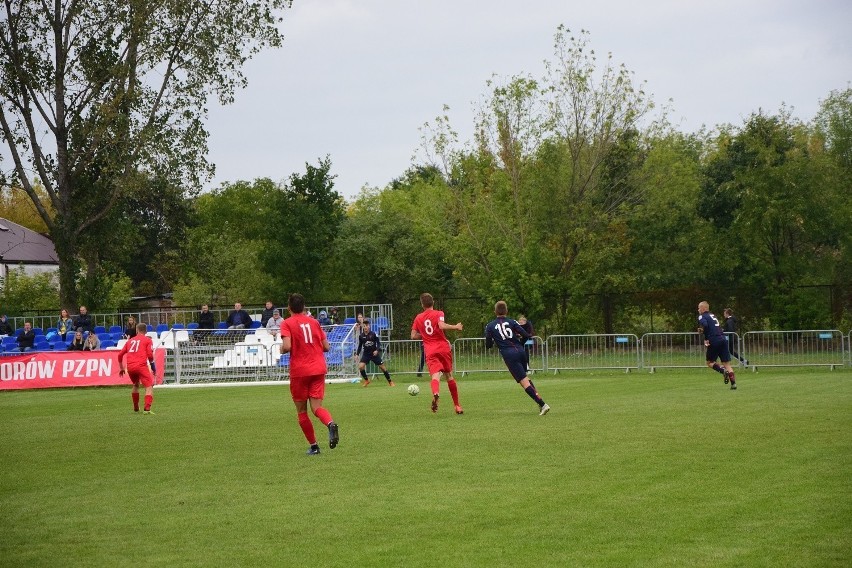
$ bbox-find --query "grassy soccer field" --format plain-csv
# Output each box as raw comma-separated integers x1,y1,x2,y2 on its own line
1,369,850,567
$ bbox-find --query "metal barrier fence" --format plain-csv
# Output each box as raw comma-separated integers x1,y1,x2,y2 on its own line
640,332,745,371
742,330,846,370
154,328,852,386
545,334,640,373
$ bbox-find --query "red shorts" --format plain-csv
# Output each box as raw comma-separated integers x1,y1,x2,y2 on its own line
127,365,154,388
290,374,326,401
425,350,453,376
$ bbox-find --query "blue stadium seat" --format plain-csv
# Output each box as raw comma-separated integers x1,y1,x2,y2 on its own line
147,324,154,332
373,317,389,331
52,343,67,351
156,323,169,336
217,322,227,329
34,341,50,351
278,353,290,367
172,323,185,330
46,327,58,334
343,317,356,324
97,333,111,342
250,321,262,329
109,325,122,334
94,325,106,334
187,322,199,330
100,340,115,349
32,327,44,336
110,332,123,341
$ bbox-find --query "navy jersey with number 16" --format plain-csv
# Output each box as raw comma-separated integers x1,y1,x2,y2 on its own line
485,317,530,356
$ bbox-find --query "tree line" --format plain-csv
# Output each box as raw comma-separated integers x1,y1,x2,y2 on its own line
1,11,849,336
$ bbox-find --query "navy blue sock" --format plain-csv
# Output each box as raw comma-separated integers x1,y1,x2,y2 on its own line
383,370,391,381
712,363,725,374
524,385,543,406
360,368,368,380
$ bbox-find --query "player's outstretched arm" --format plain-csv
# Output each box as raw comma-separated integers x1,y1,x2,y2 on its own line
439,321,463,331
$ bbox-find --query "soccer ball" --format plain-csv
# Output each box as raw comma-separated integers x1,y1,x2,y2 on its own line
407,384,420,396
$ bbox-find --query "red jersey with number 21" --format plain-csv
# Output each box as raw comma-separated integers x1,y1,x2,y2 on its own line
118,334,154,369
412,309,451,355
280,313,327,378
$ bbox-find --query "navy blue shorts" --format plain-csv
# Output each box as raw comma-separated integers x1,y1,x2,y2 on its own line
360,353,384,366
502,351,529,382
706,338,731,363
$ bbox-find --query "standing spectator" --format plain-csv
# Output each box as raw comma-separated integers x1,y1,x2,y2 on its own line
697,301,737,390
411,292,464,414
0,314,12,337
123,316,138,339
56,309,74,341
83,332,101,351
260,301,275,328
198,304,215,329
279,293,340,456
485,301,550,415
118,323,157,414
356,319,394,387
517,314,535,368
317,310,331,326
266,309,284,335
68,329,86,350
329,307,341,325
226,302,252,329
16,322,35,352
73,306,93,334
723,308,749,366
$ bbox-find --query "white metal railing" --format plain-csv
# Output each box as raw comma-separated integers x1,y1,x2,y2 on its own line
742,330,845,370
545,334,640,373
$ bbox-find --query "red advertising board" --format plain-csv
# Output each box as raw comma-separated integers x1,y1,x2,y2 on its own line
0,349,166,390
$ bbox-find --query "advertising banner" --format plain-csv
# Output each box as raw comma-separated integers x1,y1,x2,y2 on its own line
0,349,166,390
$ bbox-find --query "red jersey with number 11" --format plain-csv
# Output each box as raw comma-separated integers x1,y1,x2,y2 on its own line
412,308,451,355
280,313,327,378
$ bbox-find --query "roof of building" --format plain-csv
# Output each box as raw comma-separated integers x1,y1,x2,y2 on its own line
0,218,59,264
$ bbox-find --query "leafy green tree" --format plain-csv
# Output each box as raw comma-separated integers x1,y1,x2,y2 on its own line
0,268,59,313
0,0,289,307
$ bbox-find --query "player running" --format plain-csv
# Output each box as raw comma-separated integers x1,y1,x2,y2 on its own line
118,323,158,414
485,301,550,415
697,301,737,390
411,292,464,414
280,293,340,455
356,319,394,387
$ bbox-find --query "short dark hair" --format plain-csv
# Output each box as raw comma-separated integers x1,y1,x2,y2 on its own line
363,319,371,325
495,301,508,316
420,293,434,308
288,293,306,314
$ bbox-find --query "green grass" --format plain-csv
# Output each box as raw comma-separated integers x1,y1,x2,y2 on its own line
1,368,850,567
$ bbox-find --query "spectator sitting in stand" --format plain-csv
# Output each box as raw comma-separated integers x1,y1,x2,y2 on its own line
68,328,86,350
17,321,36,352
318,310,331,326
226,302,252,329
123,316,138,339
57,309,74,341
329,307,341,325
260,301,276,328
0,314,14,337
83,332,101,351
266,309,285,335
198,304,215,329
73,305,93,334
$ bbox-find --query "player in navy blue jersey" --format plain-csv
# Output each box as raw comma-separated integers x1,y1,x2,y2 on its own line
697,301,737,389
356,319,394,387
485,301,550,415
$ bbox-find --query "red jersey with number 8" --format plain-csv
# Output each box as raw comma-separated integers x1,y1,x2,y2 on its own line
412,308,451,355
280,313,327,378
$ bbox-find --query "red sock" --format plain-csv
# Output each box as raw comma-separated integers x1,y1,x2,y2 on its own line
431,378,440,396
144,394,153,411
132,392,140,411
297,412,316,444
313,407,333,427
447,379,460,406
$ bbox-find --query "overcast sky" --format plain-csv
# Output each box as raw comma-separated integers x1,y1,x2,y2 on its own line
205,0,852,200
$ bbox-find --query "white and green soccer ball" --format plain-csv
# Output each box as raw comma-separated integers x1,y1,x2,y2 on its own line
407,384,420,396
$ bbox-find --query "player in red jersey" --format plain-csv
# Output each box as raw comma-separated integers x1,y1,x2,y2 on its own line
411,292,464,414
118,323,157,414
280,293,339,455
